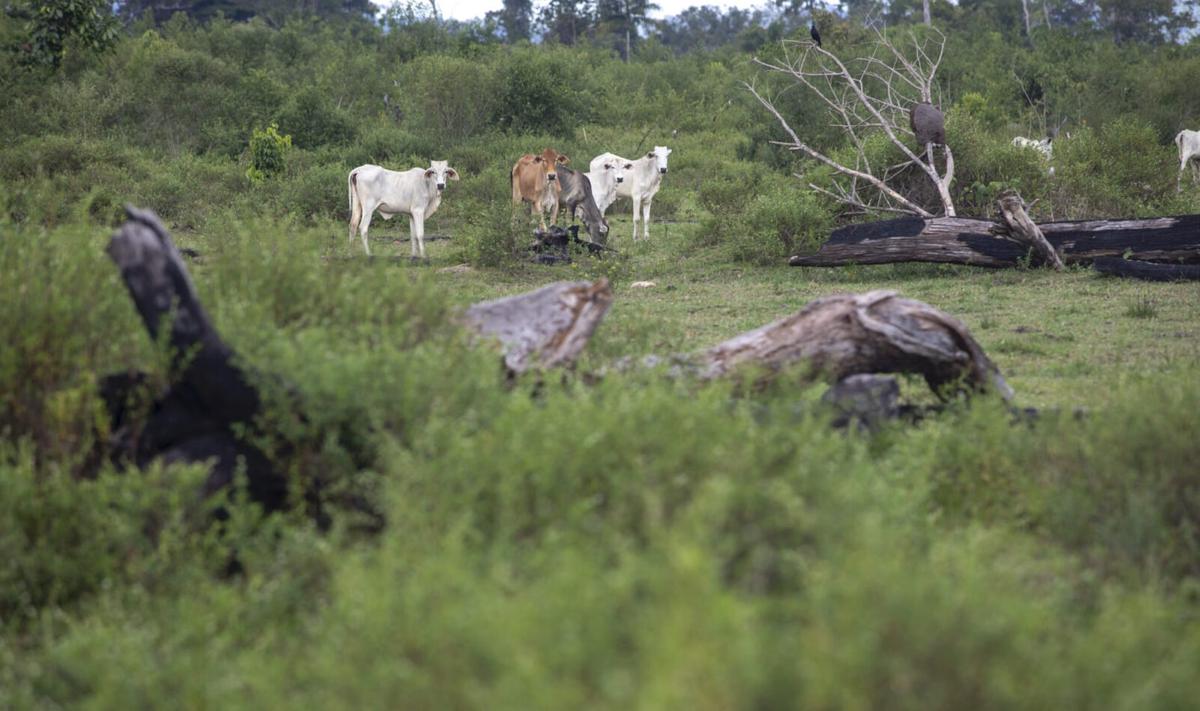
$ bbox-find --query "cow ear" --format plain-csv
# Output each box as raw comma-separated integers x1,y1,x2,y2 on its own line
646,151,655,158
557,154,570,164
446,168,460,181
424,169,435,178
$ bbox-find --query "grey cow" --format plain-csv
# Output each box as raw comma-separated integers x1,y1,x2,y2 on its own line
555,165,610,245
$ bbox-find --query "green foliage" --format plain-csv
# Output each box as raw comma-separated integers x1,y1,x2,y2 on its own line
491,47,591,136
276,86,358,149
1052,118,1181,218
20,0,119,69
245,122,291,184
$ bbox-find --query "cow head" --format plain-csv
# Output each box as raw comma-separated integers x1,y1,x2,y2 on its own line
604,160,635,184
535,148,568,182
424,160,460,191
648,146,672,174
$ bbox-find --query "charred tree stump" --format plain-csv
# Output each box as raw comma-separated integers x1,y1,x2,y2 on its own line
790,214,1200,267
462,279,615,375
103,206,289,511
1092,257,1200,281
991,191,1064,270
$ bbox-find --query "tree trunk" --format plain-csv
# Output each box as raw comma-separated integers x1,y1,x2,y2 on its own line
1021,0,1033,39
923,0,931,25
1092,257,1200,282
790,214,1200,267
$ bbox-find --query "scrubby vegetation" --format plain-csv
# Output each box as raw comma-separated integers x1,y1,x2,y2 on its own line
2,1,1200,707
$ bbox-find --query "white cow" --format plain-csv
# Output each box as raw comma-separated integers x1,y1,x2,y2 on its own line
1175,129,1200,191
1012,135,1053,159
347,160,459,258
581,157,634,218
590,146,672,241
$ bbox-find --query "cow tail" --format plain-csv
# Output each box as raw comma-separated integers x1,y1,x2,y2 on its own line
511,165,521,205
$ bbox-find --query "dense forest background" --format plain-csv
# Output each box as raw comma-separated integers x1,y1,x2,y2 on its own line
3,2,1200,708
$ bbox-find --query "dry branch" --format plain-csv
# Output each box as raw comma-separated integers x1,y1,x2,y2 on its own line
749,27,956,217
991,191,1063,270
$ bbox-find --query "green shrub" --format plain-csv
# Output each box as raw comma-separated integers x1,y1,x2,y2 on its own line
400,54,498,144
458,198,525,267
492,47,592,136
245,123,292,184
725,182,833,264
276,86,358,149
1052,118,1181,218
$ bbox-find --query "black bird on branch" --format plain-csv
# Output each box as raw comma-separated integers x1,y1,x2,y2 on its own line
810,21,822,48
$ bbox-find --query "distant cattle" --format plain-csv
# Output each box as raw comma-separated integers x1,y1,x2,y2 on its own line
590,145,672,241
555,165,610,245
583,157,633,218
348,160,459,258
512,148,569,230
1176,129,1200,191
1012,135,1053,160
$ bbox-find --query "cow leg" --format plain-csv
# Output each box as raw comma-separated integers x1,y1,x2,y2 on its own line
540,201,550,231
641,198,653,241
349,198,362,244
357,203,375,256
631,196,642,241
411,210,426,259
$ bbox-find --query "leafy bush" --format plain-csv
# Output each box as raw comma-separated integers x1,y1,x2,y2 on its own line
491,48,591,136
400,54,497,143
725,182,833,264
245,123,292,184
276,86,358,149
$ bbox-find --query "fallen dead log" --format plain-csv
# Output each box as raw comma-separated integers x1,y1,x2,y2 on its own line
1092,257,1200,281
461,279,615,375
629,290,1011,401
790,213,1200,267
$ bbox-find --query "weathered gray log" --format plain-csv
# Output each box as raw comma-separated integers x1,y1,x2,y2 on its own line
991,191,1064,270
790,214,1200,267
630,290,1011,401
462,278,614,374
1092,257,1200,281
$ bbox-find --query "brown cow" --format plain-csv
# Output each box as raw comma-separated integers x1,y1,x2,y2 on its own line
511,148,570,230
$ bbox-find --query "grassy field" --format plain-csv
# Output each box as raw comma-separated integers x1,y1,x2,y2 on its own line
3,202,1200,708
192,211,1200,410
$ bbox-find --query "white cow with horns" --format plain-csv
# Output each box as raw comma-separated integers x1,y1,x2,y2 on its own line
348,160,459,258
590,146,672,241
1175,129,1200,191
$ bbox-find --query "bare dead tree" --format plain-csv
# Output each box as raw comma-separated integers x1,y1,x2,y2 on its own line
747,27,956,218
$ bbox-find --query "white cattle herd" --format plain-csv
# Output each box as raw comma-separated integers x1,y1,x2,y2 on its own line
346,125,1200,255
346,145,672,256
